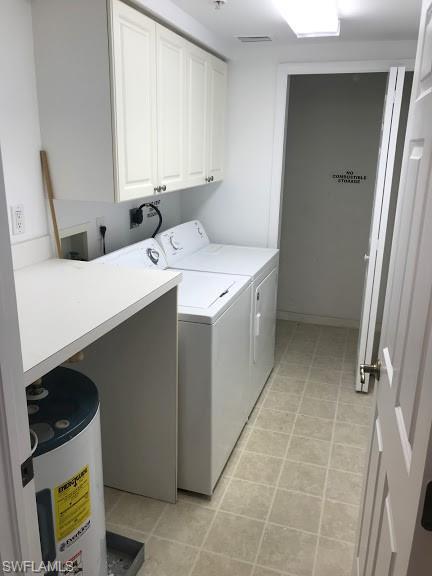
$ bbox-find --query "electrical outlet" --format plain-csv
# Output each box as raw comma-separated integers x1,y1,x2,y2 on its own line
11,204,25,235
96,216,105,231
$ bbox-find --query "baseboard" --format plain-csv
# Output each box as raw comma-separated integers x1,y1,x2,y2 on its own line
277,309,360,329
12,235,53,270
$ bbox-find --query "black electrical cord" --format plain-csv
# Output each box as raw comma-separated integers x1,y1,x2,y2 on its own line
99,225,107,255
134,202,163,238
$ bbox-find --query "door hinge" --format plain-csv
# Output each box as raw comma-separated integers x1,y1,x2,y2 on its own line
21,455,34,487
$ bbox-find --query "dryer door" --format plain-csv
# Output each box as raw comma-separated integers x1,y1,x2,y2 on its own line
252,268,278,408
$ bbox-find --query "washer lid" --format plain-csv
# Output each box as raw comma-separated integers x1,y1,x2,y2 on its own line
28,367,99,457
178,271,236,308
170,244,279,279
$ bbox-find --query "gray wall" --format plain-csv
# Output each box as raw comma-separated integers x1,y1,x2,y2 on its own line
278,73,388,325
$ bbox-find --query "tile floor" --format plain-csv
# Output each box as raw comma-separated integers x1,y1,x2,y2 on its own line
105,321,375,576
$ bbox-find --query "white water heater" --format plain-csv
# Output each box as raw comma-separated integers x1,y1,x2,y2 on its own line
28,367,107,576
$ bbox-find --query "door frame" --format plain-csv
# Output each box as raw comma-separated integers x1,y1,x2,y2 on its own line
266,58,415,250
0,149,42,564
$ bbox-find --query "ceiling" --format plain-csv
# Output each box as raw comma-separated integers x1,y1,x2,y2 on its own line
169,0,421,45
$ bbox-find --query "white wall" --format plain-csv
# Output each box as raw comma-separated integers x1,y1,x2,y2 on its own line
277,73,387,325
55,193,182,261
181,40,417,247
0,0,48,244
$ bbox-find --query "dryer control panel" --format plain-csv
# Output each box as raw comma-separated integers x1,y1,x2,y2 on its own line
158,221,210,265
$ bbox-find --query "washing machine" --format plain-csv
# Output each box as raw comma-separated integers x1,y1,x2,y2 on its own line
95,239,251,495
157,221,279,415
27,367,106,576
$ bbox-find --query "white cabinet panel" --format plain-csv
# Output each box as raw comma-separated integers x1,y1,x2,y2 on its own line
112,1,158,201
156,25,187,193
184,44,208,187
207,56,227,183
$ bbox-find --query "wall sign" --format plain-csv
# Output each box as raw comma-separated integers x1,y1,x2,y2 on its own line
332,170,367,184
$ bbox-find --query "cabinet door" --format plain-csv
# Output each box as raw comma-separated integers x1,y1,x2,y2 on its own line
112,0,158,201
207,56,227,183
156,25,187,193
184,43,208,187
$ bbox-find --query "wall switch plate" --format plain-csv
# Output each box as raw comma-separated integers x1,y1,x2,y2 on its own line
11,204,25,235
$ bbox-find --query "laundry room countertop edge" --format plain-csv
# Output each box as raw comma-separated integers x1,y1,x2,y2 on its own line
14,258,182,386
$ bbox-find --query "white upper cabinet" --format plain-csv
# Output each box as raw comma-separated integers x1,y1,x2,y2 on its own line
32,0,227,203
184,43,208,187
112,1,158,201
156,25,187,194
207,56,227,183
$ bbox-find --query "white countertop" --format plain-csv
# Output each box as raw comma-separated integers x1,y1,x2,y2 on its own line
15,258,181,385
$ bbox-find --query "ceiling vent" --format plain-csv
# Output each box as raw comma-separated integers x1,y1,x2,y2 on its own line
236,35,272,43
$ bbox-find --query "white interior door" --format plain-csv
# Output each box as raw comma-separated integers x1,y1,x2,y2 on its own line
0,153,41,564
357,66,406,392
355,2,432,573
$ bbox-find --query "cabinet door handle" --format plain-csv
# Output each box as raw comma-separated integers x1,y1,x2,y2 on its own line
161,185,167,192
210,176,214,182
154,186,159,193
205,177,210,183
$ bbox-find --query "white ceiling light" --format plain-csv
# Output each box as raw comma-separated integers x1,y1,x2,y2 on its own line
274,0,340,38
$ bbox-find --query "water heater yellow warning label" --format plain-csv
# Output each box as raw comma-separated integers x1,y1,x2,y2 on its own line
54,465,91,542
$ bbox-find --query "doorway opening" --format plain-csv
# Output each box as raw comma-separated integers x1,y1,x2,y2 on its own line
276,70,413,389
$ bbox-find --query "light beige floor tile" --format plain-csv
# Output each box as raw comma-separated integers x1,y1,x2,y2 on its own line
269,489,322,533
106,522,148,543
139,536,198,576
223,448,242,477
177,477,229,510
263,390,302,413
326,469,363,506
342,358,357,372
312,356,343,370
252,567,283,576
248,404,262,426
270,375,306,396
154,501,215,546
104,486,122,514
309,367,341,385
287,436,331,466
334,422,370,449
299,397,337,420
257,524,317,575
315,537,355,576
321,500,359,542
221,478,274,520
192,551,252,576
338,384,374,405
293,415,334,441
286,341,316,354
234,452,283,486
204,511,264,562
282,350,314,365
304,381,339,401
254,408,295,434
246,428,290,458
277,362,310,380
238,425,253,449
279,461,327,497
337,402,373,426
107,493,166,533
330,443,367,475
